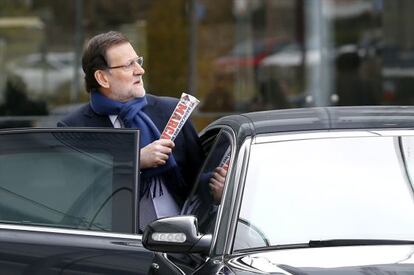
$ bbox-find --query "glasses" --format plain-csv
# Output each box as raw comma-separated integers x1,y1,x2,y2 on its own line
106,56,144,71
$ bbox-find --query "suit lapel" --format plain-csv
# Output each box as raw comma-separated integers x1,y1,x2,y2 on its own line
143,95,167,132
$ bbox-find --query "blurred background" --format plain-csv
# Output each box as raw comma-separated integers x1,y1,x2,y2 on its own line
0,0,412,130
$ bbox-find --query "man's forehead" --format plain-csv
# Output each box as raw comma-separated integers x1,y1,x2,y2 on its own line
106,42,137,61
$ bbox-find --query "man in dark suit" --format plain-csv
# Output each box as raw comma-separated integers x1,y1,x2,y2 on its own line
58,31,204,229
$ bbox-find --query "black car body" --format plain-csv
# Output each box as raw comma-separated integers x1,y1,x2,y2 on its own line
0,106,414,274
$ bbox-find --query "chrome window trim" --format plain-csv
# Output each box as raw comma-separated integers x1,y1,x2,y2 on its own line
223,137,252,255
372,130,414,136
204,125,237,256
0,223,142,240
254,129,414,144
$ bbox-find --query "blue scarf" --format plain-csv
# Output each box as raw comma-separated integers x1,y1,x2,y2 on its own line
90,90,184,197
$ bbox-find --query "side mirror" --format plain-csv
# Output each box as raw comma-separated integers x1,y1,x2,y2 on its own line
142,215,211,254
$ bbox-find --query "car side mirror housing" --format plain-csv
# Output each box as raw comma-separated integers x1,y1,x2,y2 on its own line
142,215,211,254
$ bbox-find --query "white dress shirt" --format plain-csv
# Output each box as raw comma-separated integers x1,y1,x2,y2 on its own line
109,115,122,128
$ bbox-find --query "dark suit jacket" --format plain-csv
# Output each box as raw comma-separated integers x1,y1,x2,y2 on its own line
57,94,205,203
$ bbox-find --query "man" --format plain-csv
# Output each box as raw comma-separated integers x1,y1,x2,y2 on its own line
58,31,204,229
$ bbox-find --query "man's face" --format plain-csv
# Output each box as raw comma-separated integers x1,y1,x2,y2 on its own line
103,42,145,102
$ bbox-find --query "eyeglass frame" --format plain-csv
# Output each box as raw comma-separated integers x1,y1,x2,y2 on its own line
106,56,144,71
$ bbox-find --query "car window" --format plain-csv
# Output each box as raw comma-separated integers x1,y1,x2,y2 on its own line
182,130,233,234
0,130,139,234
234,134,414,251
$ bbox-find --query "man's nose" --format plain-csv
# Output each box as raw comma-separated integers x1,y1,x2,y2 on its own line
134,63,145,74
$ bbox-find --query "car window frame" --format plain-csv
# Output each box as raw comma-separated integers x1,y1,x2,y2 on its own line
157,127,238,272
0,127,141,236
196,125,243,257
222,135,252,256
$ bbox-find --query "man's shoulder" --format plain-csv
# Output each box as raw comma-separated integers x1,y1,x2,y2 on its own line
146,94,181,114
57,103,92,127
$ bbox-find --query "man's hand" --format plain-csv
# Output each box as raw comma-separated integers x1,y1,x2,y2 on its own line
209,166,228,204
140,139,175,169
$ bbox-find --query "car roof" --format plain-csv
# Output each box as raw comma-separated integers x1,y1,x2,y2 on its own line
207,106,414,141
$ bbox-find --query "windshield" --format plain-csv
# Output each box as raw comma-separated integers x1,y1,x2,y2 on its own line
235,132,414,251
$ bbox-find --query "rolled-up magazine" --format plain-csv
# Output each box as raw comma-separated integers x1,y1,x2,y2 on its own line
161,93,200,141
219,147,231,171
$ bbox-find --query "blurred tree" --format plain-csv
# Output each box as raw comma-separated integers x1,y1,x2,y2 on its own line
2,0,233,102
146,0,188,97
28,0,149,49
32,0,144,28
0,75,48,116
200,0,234,24
196,1,235,99
0,0,32,16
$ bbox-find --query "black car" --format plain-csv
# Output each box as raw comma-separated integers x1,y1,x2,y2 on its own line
1,106,414,274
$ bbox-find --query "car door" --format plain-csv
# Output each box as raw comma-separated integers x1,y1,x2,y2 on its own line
0,128,154,274
148,127,237,274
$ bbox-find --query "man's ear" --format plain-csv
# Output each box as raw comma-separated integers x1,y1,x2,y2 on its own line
94,70,110,88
